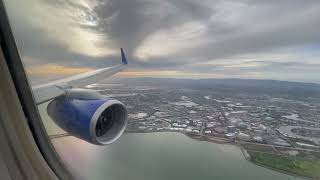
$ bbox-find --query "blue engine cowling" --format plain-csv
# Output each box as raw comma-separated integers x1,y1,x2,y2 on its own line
47,89,127,145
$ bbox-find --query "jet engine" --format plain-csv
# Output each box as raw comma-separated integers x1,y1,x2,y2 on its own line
47,89,127,145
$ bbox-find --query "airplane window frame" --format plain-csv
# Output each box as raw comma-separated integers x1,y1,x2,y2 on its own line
0,1,73,179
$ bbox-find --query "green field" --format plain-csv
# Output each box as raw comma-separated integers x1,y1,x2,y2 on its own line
248,151,320,179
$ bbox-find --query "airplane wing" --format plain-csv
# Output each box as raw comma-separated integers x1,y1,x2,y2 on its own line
32,48,128,105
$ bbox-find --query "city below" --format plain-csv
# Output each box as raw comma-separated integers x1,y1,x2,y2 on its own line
88,78,320,179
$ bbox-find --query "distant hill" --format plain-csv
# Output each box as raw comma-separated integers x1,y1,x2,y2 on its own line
114,77,320,100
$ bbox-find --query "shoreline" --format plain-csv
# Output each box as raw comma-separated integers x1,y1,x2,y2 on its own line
126,131,317,180
240,148,312,180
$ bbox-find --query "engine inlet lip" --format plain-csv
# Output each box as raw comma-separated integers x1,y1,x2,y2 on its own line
89,99,127,145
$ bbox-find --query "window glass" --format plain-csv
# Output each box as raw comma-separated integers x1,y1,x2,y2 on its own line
4,0,320,179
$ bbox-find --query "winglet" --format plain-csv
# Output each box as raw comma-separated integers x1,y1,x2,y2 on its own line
120,48,128,64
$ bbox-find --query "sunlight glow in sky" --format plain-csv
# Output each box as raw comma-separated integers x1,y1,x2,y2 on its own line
4,0,320,83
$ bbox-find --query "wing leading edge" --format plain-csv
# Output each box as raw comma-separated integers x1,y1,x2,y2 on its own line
32,49,128,104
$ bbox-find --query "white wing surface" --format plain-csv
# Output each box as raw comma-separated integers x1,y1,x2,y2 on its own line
32,48,128,104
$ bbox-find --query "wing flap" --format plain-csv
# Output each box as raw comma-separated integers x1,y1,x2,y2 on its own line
33,85,65,104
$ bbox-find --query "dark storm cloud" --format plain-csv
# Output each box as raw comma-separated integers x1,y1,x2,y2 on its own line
4,0,320,82
173,14,320,63
8,0,214,67
95,0,212,58
128,0,320,66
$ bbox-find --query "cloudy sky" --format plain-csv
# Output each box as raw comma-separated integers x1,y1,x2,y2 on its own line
4,0,320,83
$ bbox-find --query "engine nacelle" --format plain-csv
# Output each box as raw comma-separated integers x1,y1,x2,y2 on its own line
47,89,127,145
